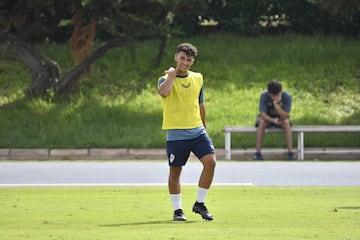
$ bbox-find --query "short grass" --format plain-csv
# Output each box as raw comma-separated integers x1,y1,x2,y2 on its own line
1,186,359,240
0,33,359,148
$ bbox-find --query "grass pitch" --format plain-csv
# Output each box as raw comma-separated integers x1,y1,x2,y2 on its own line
1,186,359,240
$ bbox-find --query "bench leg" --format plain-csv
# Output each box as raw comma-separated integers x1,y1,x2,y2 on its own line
225,132,231,160
297,132,304,160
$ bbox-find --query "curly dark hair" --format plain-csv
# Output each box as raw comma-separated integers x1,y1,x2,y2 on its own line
176,43,198,57
267,80,282,94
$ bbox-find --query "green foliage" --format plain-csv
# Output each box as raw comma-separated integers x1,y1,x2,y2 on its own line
0,34,359,148
206,0,360,37
0,186,359,240
1,0,358,46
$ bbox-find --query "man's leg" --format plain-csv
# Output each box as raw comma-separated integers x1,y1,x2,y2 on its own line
256,118,268,152
282,119,292,152
198,154,216,190
255,118,268,159
192,153,216,221
282,119,295,159
169,166,186,221
169,166,182,194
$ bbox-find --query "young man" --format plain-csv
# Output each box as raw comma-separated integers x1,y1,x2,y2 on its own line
158,43,216,221
254,80,296,160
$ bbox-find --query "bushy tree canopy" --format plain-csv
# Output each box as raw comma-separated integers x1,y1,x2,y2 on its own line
0,0,358,97
0,0,205,96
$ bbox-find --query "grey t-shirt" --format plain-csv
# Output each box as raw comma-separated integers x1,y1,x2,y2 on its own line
259,91,292,118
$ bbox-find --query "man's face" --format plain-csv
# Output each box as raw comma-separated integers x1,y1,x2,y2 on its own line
269,92,282,102
174,51,194,74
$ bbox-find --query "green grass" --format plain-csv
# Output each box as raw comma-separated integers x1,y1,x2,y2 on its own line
0,186,359,240
0,33,359,148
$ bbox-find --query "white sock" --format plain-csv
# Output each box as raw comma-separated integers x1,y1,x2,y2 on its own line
170,194,182,210
196,187,209,203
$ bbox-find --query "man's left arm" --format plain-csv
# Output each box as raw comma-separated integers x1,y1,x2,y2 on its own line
200,103,206,128
199,87,207,128
274,93,291,119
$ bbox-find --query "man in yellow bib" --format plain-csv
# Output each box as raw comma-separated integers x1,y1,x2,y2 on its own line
158,43,216,221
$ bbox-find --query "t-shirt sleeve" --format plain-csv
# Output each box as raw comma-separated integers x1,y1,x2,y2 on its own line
259,92,267,113
199,87,204,103
282,92,292,113
158,77,166,88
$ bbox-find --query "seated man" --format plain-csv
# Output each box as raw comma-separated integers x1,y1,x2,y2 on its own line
254,80,295,160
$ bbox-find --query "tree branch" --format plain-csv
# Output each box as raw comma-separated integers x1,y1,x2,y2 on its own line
56,37,128,93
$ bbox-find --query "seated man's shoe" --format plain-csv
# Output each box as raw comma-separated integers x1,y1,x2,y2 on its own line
288,152,296,160
253,152,264,160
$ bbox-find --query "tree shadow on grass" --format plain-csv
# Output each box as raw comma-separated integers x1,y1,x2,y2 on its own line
99,220,197,227
0,94,164,148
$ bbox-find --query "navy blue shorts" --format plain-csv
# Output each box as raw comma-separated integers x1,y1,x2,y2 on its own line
166,133,216,166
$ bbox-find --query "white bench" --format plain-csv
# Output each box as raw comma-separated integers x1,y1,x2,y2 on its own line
223,125,360,160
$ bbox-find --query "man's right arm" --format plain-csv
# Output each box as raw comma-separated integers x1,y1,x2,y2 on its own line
260,112,279,124
259,93,280,125
158,67,176,97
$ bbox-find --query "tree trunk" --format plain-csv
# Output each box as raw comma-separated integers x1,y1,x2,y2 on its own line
1,28,128,97
56,38,128,93
0,29,59,97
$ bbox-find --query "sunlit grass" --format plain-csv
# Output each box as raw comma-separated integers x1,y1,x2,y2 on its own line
0,186,359,240
0,33,359,148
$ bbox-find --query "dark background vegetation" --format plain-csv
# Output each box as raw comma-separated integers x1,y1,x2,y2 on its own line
1,0,359,97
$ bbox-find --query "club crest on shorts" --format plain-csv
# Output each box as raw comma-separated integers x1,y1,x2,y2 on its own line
169,153,175,163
